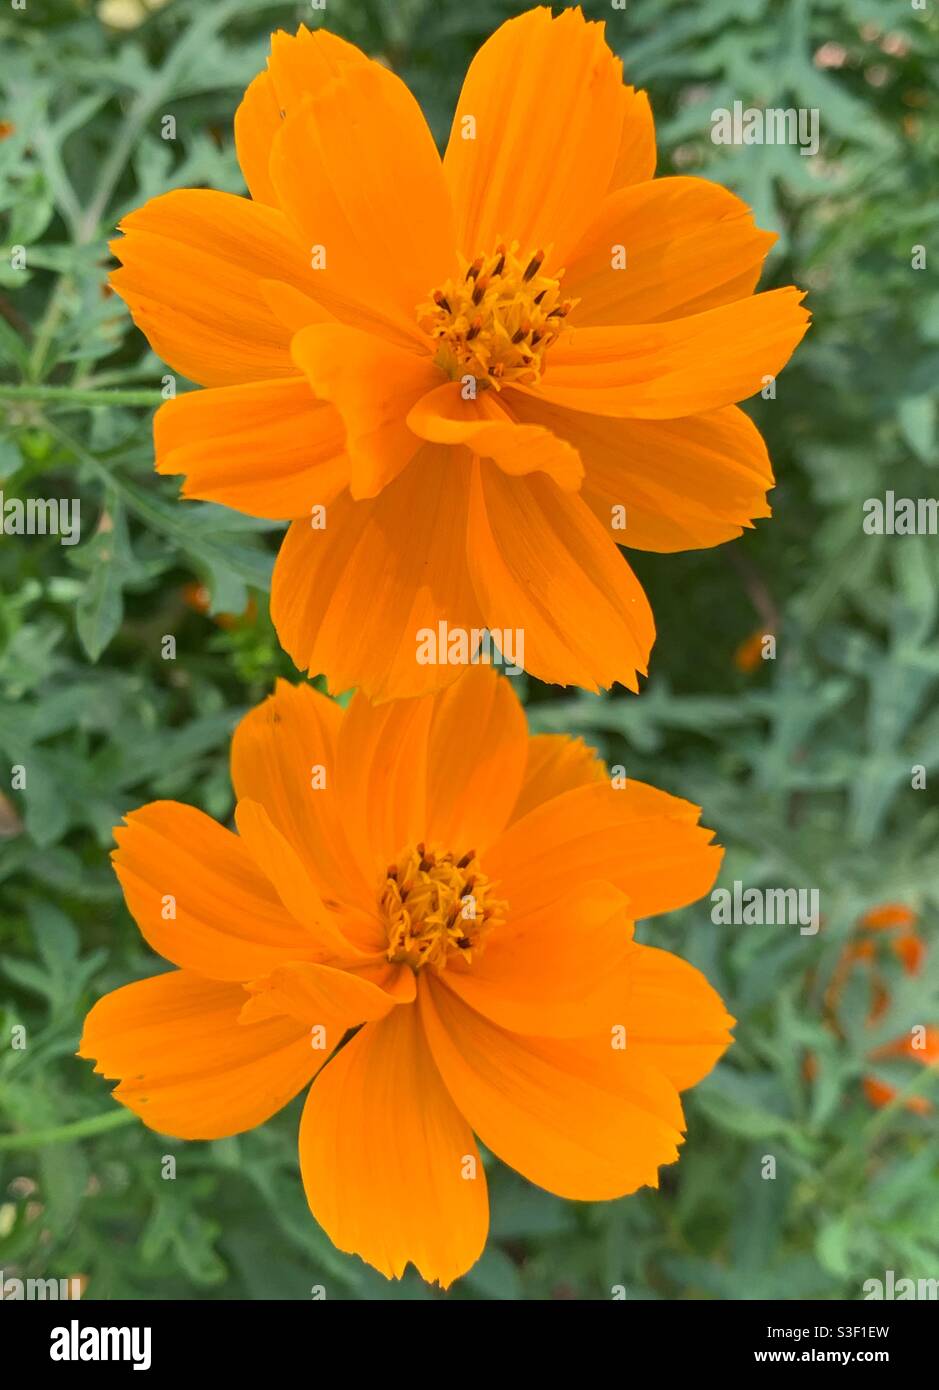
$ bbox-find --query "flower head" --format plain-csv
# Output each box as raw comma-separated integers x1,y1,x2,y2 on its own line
821,905,938,1115
110,7,809,702
852,907,937,1115
79,668,733,1287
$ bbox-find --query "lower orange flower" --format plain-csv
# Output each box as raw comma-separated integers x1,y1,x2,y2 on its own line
826,905,937,1115
855,907,937,1115
79,668,733,1286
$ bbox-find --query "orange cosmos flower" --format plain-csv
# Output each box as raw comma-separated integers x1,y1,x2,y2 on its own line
110,7,809,702
825,905,937,1115
733,629,771,673
181,579,258,630
79,667,733,1286
858,902,918,932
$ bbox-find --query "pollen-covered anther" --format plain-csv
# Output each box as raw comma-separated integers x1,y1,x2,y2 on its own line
380,842,507,973
417,241,577,389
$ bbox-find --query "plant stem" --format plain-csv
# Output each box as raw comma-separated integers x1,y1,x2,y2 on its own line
0,384,160,409
0,1107,136,1152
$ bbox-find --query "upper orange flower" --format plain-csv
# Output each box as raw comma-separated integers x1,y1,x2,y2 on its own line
111,7,809,702
79,667,733,1287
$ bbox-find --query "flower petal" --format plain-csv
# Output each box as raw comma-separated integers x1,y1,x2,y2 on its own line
444,7,624,264
112,801,317,981
230,680,373,918
421,978,685,1200
271,448,486,702
528,288,810,418
234,799,378,962
621,945,735,1090
266,25,369,110
233,70,283,206
240,960,395,1035
78,970,316,1139
291,324,442,499
407,381,583,491
466,462,654,692
154,378,348,520
424,665,529,854
110,189,312,387
486,780,722,922
442,881,635,1037
564,176,776,326
510,395,773,552
299,1002,488,1287
269,59,455,344
234,27,368,206
509,733,606,823
606,84,656,192
332,690,434,883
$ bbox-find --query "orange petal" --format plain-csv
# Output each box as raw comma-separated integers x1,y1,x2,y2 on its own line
486,780,722,922
860,903,918,931
528,288,810,418
234,28,368,206
271,448,486,702
862,1075,896,1110
266,26,368,111
230,680,373,920
78,971,316,1139
509,732,606,824
424,666,529,855
233,70,283,206
466,462,654,692
606,84,656,192
564,176,776,326
299,1002,488,1287
110,190,312,387
421,978,685,1200
240,960,395,1036
269,60,455,344
234,799,378,963
291,323,442,498
407,381,583,491
892,932,926,975
154,378,348,520
332,690,434,884
442,882,635,1037
352,959,418,1004
324,670,528,880
112,801,317,981
621,944,735,1090
444,7,624,264
259,278,335,335
510,396,773,552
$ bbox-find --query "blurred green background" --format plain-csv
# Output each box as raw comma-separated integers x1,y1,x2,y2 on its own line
1,0,938,1300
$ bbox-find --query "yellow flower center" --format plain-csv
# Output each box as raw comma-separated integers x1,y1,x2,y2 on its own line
418,242,575,389
380,842,507,973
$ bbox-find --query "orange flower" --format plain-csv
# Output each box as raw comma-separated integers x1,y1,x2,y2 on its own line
181,580,257,630
79,668,733,1286
858,903,918,932
110,8,809,702
832,905,936,1114
733,629,771,673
